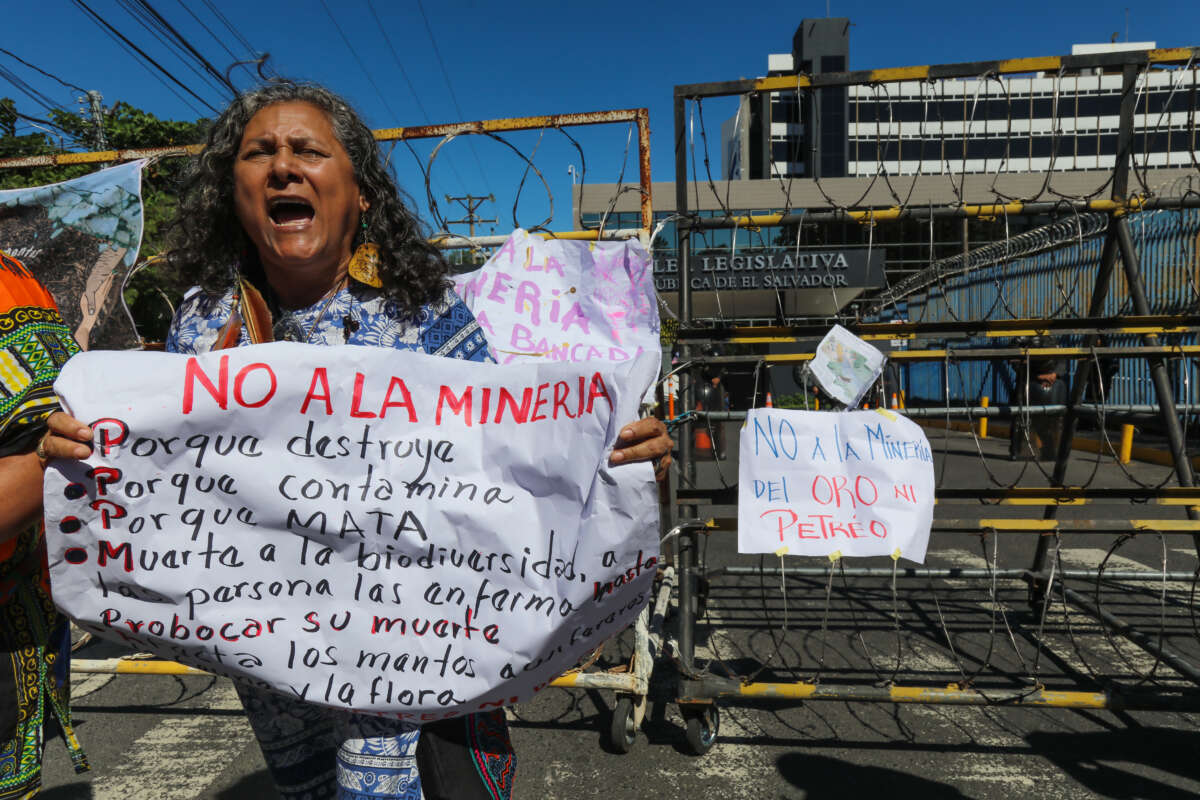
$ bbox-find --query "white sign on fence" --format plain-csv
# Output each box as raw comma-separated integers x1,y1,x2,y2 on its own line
737,409,934,562
45,344,660,721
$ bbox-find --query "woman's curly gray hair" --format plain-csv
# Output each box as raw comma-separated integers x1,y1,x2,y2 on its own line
169,81,448,318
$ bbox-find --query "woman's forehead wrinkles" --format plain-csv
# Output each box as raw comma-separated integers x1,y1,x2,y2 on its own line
240,132,326,149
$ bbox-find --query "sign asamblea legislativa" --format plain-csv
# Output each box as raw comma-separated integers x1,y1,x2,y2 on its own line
44,344,660,721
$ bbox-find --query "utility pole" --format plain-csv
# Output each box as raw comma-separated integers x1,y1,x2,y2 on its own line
444,194,497,239
78,90,109,150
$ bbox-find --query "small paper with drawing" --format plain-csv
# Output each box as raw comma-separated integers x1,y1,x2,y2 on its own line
809,324,886,408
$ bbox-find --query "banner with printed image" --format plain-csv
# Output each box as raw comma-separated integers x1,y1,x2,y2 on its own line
0,160,145,350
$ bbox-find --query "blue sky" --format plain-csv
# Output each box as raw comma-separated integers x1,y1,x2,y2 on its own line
4,0,1198,235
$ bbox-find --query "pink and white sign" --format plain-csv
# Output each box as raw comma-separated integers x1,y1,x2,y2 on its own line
455,229,659,367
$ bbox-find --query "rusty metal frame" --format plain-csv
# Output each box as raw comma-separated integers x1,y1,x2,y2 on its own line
374,108,653,236
675,47,1200,98
0,108,653,238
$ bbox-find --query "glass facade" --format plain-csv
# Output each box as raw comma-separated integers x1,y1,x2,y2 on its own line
848,73,1200,175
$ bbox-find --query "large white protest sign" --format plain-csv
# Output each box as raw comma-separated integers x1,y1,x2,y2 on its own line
738,409,934,562
45,344,660,720
454,229,659,366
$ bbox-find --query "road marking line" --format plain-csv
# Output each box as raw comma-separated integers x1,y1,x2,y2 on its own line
90,680,255,800
70,672,113,700
1059,547,1193,592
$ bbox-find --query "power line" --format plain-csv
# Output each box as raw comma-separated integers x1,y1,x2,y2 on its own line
413,0,494,197
69,12,206,119
114,0,231,101
174,0,272,86
315,0,403,122
0,65,68,117
364,0,469,192
0,48,85,94
198,0,277,77
445,194,497,238
6,109,83,141
175,0,240,64
71,0,218,114
129,0,237,95
364,0,433,122
316,0,467,202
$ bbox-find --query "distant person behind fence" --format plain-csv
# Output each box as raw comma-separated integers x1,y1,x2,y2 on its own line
1009,339,1067,460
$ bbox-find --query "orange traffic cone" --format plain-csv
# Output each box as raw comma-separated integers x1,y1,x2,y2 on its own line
694,403,712,454
765,392,773,408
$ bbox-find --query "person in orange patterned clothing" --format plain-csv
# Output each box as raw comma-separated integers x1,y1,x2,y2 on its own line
0,250,94,798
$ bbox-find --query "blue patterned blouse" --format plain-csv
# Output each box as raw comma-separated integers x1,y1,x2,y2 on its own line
166,282,491,361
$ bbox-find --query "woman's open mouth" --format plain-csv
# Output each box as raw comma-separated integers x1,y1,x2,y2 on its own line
269,198,315,227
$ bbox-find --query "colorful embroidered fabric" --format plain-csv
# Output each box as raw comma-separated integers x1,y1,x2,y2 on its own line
468,709,515,799
0,251,88,800
167,279,510,800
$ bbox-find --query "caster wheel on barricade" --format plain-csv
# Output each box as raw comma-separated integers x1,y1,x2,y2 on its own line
608,696,637,753
683,704,719,756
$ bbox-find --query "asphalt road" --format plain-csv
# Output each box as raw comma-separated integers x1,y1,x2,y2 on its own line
41,426,1200,799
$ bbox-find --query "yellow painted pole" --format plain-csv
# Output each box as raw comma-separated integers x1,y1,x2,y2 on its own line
979,396,989,438
71,658,210,676
1119,424,1135,464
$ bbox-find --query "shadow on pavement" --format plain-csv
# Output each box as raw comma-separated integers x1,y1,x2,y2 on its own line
209,768,280,800
1025,727,1200,798
40,783,92,799
777,752,969,798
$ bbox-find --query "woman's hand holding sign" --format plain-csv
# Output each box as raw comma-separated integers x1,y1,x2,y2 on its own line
38,412,94,462
609,416,672,479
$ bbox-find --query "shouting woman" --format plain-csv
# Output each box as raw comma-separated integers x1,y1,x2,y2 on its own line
163,81,670,800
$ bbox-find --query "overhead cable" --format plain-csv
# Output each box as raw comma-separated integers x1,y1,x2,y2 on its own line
115,0,231,101
71,0,218,114
0,65,68,117
364,0,469,193
174,0,240,63
129,0,237,95
117,0,234,101
6,108,83,140
198,0,276,77
0,48,86,94
413,0,494,197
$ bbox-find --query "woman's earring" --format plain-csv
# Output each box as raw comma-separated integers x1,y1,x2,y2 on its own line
348,217,383,288
348,242,383,288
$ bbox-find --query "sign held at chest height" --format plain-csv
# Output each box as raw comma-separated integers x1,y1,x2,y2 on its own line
738,409,934,562
45,344,660,718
